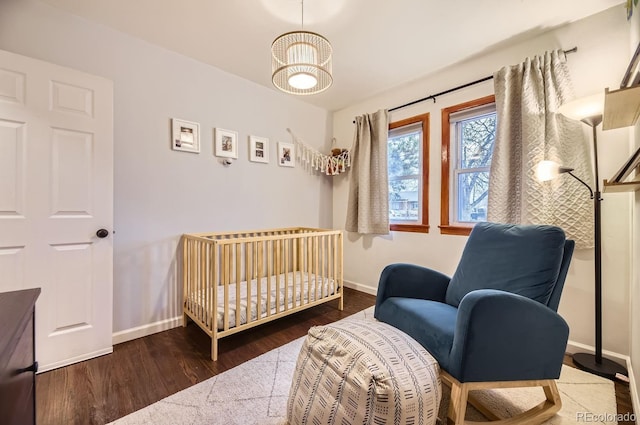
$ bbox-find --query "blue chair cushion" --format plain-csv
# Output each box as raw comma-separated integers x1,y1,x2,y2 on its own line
445,222,566,307
374,297,458,372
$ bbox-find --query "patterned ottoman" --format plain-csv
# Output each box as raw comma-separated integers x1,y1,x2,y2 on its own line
286,319,441,425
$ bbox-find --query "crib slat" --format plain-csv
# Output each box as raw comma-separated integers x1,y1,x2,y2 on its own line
257,241,262,320
212,243,219,333
307,236,312,306
182,239,188,327
283,238,289,312
205,242,210,331
267,240,272,315
320,235,325,299
246,241,252,324
196,240,202,323
223,245,230,331
314,235,319,302
235,242,241,330
251,241,256,324
275,240,279,313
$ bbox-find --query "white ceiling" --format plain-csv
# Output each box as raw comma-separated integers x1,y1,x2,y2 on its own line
41,0,623,111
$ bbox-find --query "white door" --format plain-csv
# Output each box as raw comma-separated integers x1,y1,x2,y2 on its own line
0,49,113,372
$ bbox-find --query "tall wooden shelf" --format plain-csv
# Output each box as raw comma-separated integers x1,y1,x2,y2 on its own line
603,179,640,193
601,85,640,192
603,86,640,130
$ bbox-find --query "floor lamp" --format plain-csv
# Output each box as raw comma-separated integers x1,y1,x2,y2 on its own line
536,93,628,381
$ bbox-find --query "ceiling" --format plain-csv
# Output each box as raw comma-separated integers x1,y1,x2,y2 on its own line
41,0,623,111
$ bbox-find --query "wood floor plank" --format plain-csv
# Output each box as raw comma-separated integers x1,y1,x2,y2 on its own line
36,288,634,425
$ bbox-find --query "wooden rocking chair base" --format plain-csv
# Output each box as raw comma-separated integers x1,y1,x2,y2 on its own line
441,371,562,425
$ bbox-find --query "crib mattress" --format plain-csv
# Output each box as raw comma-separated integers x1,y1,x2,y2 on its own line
186,271,336,330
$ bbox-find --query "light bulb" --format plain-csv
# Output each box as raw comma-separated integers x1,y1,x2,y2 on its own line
288,73,318,89
535,160,561,182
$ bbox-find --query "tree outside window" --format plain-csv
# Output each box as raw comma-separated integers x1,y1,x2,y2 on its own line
441,96,496,235
388,113,429,233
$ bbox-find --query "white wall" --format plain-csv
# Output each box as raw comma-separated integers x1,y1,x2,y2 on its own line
333,5,635,357
0,0,334,338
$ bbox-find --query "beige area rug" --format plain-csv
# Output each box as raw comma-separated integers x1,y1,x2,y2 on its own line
109,307,617,425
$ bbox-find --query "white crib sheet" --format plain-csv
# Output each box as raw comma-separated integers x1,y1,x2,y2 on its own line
187,271,336,330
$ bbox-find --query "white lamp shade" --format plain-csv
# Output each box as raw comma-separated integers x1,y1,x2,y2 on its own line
557,93,604,121
535,160,575,182
272,31,332,95
286,41,319,89
535,160,562,182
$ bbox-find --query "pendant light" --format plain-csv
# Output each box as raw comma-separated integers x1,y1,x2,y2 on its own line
271,0,333,95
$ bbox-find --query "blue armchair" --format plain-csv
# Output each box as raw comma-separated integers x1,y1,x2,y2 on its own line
374,222,574,425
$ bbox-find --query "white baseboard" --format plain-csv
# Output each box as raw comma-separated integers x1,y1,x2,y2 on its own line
344,279,377,296
38,347,113,373
112,316,183,345
565,340,630,369
627,362,639,424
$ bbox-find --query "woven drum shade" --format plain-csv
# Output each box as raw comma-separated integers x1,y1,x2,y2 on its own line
272,30,332,95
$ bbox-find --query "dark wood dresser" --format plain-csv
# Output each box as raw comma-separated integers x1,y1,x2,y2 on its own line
0,288,40,425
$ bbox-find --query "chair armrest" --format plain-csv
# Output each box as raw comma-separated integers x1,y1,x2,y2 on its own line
375,263,451,311
448,289,569,383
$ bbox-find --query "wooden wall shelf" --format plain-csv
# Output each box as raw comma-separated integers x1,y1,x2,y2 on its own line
603,86,640,130
603,179,640,193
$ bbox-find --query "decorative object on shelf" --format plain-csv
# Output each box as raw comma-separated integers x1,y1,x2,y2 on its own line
537,93,628,381
171,118,200,153
249,135,270,164
271,0,332,95
214,128,238,159
277,142,295,167
286,128,350,175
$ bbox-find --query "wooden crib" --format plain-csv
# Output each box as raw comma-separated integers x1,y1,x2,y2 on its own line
182,227,344,360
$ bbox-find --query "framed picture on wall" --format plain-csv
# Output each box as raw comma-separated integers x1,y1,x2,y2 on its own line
278,142,295,167
214,128,238,159
171,118,200,153
249,135,269,164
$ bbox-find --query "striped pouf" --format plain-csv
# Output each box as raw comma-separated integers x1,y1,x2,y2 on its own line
286,319,441,425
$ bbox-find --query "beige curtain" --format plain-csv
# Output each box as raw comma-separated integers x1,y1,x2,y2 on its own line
346,110,390,234
488,50,594,248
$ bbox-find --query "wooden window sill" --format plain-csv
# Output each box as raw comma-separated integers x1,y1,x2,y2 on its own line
438,225,472,236
390,224,430,233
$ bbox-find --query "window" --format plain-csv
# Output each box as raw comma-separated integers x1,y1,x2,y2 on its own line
440,96,496,235
388,113,429,233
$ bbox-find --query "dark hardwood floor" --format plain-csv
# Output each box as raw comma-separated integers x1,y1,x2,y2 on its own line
36,288,635,425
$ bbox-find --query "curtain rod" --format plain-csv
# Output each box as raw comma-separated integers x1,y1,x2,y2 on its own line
352,46,578,122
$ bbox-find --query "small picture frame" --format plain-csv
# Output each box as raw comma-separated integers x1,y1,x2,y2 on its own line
278,142,295,167
171,118,200,153
214,128,238,159
249,135,269,164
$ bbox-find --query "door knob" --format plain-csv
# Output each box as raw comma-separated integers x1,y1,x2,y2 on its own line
96,229,109,238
